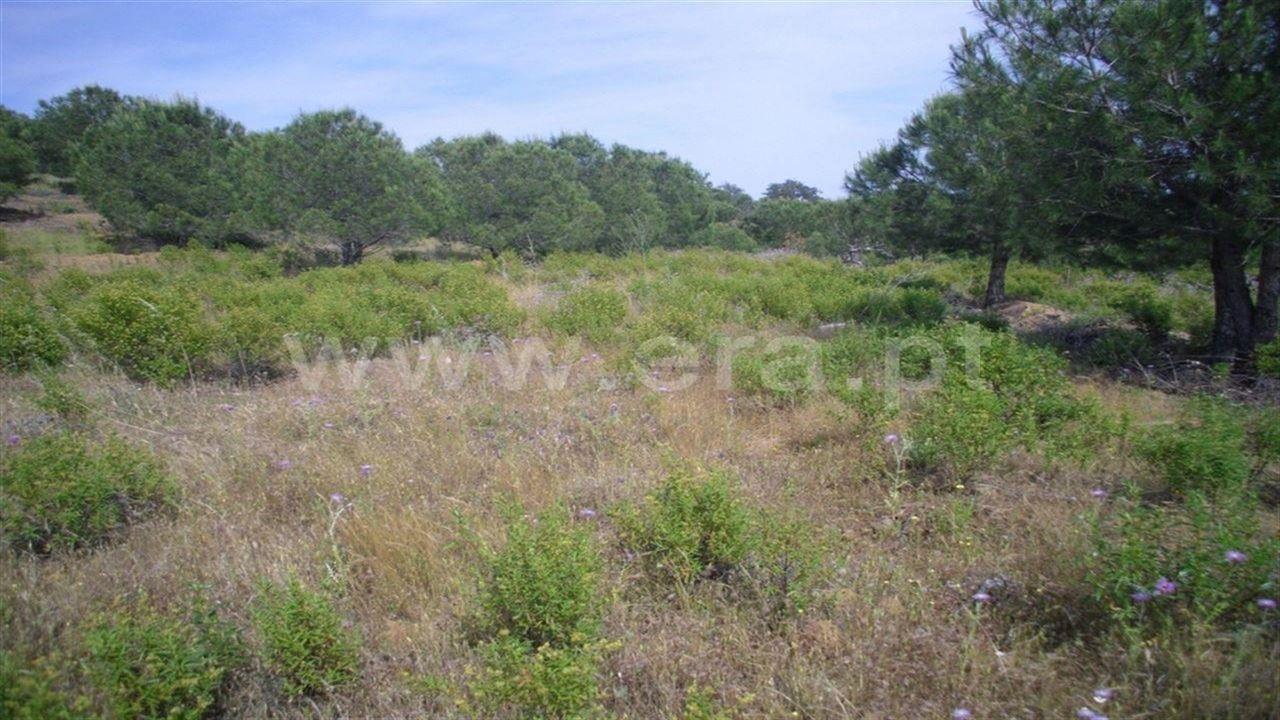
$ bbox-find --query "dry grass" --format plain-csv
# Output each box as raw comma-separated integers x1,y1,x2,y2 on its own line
4,345,1276,719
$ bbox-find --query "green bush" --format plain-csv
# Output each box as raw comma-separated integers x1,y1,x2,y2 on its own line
84,599,243,720
251,577,360,697
731,339,820,404
470,511,607,718
615,469,753,586
0,279,66,373
470,635,602,720
69,278,212,384
0,652,84,720
0,432,175,554
34,372,91,426
545,285,628,344
1102,281,1174,339
477,511,604,649
1090,488,1278,631
1137,398,1250,498
689,223,758,252
614,469,829,620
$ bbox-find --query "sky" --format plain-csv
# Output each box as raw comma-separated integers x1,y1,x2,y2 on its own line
0,1,974,197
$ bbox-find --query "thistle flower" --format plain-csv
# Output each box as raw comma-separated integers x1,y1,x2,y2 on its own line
951,709,972,720
1224,550,1247,564
329,492,346,505
884,433,900,445
1259,598,1277,610
358,464,373,478
576,508,598,520
1090,488,1108,499
5,433,19,447
219,403,236,412
971,592,993,604
1153,577,1177,596
273,459,293,471
1130,590,1152,604
1092,688,1113,703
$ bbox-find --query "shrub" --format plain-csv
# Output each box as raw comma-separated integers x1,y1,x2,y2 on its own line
615,469,753,586
0,432,175,553
731,338,820,404
470,511,607,718
615,468,830,620
0,652,84,720
689,223,758,253
1090,488,1279,631
1137,398,1250,498
251,577,360,697
33,372,91,426
0,279,66,373
545,285,628,344
470,635,602,720
1101,281,1173,340
477,511,604,649
69,278,212,384
84,599,243,720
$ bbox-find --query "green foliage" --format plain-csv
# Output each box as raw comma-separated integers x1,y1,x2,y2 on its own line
1098,281,1174,340
470,635,603,720
426,135,604,257
69,278,212,385
84,598,243,720
0,431,175,554
239,109,437,264
731,339,820,404
905,324,1113,479
75,98,245,245
0,277,66,372
29,85,131,176
614,468,830,620
0,652,85,720
34,372,91,426
251,577,360,697
1136,398,1254,498
0,108,37,202
477,511,604,650
470,510,606,718
742,198,849,250
689,222,758,252
1257,338,1280,378
545,285,628,344
1090,487,1278,632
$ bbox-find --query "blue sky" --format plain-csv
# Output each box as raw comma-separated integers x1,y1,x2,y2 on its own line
1,1,974,196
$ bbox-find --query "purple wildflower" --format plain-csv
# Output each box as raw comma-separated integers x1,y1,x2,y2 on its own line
322,422,335,429
1224,550,1247,564
1259,598,1277,610
1154,577,1178,596
1090,488,1108,499
1130,590,1152,604
884,433,900,445
971,592,993,604
329,492,346,505
219,403,236,412
576,508,598,520
358,464,373,478
5,433,20,447
952,709,972,720
273,459,293,471
1092,688,1113,704
1077,709,1099,720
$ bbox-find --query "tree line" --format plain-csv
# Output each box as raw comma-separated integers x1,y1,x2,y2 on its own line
0,87,848,264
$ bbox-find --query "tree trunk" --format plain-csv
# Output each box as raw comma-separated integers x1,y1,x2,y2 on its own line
984,236,1010,308
340,241,363,266
1253,238,1279,347
1208,234,1255,365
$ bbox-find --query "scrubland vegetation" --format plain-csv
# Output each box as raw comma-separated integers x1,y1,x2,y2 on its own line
3,0,1280,717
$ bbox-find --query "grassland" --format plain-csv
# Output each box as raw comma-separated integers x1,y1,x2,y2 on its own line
1,198,1278,719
